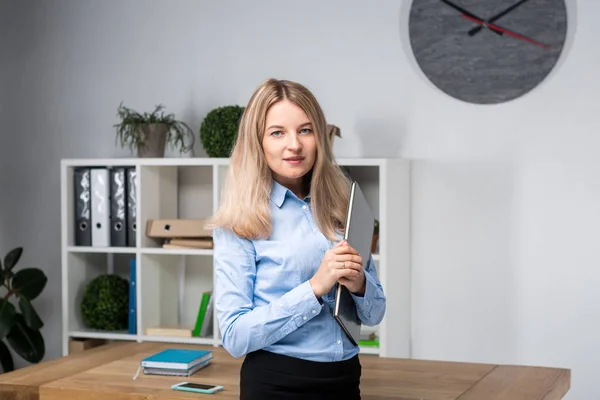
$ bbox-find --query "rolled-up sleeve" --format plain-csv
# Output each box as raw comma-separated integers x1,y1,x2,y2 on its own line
213,227,323,358
350,255,386,326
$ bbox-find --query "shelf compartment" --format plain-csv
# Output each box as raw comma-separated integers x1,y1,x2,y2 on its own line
139,165,214,249
139,253,216,342
62,164,139,249
66,252,136,334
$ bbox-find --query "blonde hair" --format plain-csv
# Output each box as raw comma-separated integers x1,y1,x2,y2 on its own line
209,78,350,241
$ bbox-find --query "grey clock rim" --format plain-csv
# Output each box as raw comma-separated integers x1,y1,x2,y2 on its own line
400,0,578,105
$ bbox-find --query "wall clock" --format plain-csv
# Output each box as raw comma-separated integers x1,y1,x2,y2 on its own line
408,0,568,104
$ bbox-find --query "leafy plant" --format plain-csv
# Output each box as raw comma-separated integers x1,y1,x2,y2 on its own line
199,105,245,157
0,247,48,373
81,274,129,331
114,102,195,154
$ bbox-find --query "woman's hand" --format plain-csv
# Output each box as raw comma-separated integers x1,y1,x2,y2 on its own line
309,240,364,298
338,265,366,296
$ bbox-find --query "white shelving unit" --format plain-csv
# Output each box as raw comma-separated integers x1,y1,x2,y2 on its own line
60,157,411,358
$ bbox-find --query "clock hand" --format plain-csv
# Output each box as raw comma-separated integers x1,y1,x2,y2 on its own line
440,0,502,36
439,0,484,21
468,0,532,36
460,14,549,49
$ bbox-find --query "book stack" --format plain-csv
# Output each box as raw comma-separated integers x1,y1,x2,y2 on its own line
141,291,213,339
145,325,193,337
133,348,213,380
145,218,214,249
163,237,213,249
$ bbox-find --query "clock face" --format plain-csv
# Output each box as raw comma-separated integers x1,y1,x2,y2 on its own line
408,0,568,104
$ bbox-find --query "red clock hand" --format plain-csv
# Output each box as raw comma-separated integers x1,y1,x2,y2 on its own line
440,0,502,36
460,14,549,49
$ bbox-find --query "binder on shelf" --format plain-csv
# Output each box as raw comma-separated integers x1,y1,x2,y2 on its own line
126,167,137,247
110,167,127,247
192,291,212,337
91,168,110,247
199,294,214,338
128,257,137,335
74,167,92,246
146,219,212,238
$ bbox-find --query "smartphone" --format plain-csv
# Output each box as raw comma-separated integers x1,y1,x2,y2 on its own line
171,382,224,394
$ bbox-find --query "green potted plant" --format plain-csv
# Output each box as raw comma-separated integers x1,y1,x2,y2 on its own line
199,105,245,157
114,102,195,157
81,274,129,331
0,247,48,373
371,219,379,253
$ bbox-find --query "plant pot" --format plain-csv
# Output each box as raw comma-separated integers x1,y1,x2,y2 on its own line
137,123,168,158
371,234,379,253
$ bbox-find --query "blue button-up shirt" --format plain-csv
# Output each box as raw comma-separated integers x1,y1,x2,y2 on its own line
213,180,386,362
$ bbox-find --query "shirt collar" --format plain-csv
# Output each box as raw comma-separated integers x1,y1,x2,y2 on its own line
270,180,288,208
270,180,311,208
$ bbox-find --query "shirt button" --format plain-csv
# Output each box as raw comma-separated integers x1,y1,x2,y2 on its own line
337,340,342,345
302,205,307,209
303,316,307,320
312,309,316,314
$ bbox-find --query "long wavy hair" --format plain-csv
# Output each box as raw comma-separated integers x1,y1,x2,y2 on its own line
209,78,350,241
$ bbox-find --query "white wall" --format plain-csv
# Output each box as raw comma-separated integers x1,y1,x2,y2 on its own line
1,0,598,397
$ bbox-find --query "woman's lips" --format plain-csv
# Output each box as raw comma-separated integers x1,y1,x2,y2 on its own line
284,157,304,165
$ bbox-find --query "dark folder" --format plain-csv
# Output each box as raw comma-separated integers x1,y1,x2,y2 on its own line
333,181,375,346
126,167,137,247
74,167,92,246
110,167,128,247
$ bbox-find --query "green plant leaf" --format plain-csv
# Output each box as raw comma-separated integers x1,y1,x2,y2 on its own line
12,268,47,300
19,297,43,331
114,102,194,153
0,299,16,340
3,247,22,272
6,314,45,364
0,340,14,373
2,269,14,284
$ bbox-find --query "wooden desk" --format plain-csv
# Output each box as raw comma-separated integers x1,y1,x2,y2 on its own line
0,342,570,400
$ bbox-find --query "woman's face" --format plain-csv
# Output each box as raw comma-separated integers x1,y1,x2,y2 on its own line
262,99,317,193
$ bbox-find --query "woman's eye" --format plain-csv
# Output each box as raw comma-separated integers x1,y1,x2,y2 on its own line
270,131,282,137
300,128,313,134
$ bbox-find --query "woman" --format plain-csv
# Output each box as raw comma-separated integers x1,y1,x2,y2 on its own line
210,78,386,399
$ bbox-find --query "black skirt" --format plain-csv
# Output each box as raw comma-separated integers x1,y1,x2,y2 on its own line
240,349,361,400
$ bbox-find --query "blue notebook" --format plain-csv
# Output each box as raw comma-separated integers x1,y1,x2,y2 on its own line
141,349,212,370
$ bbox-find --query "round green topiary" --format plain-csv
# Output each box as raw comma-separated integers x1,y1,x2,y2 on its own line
199,105,245,157
81,274,129,331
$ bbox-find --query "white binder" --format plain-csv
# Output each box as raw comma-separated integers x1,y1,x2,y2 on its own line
91,168,110,247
